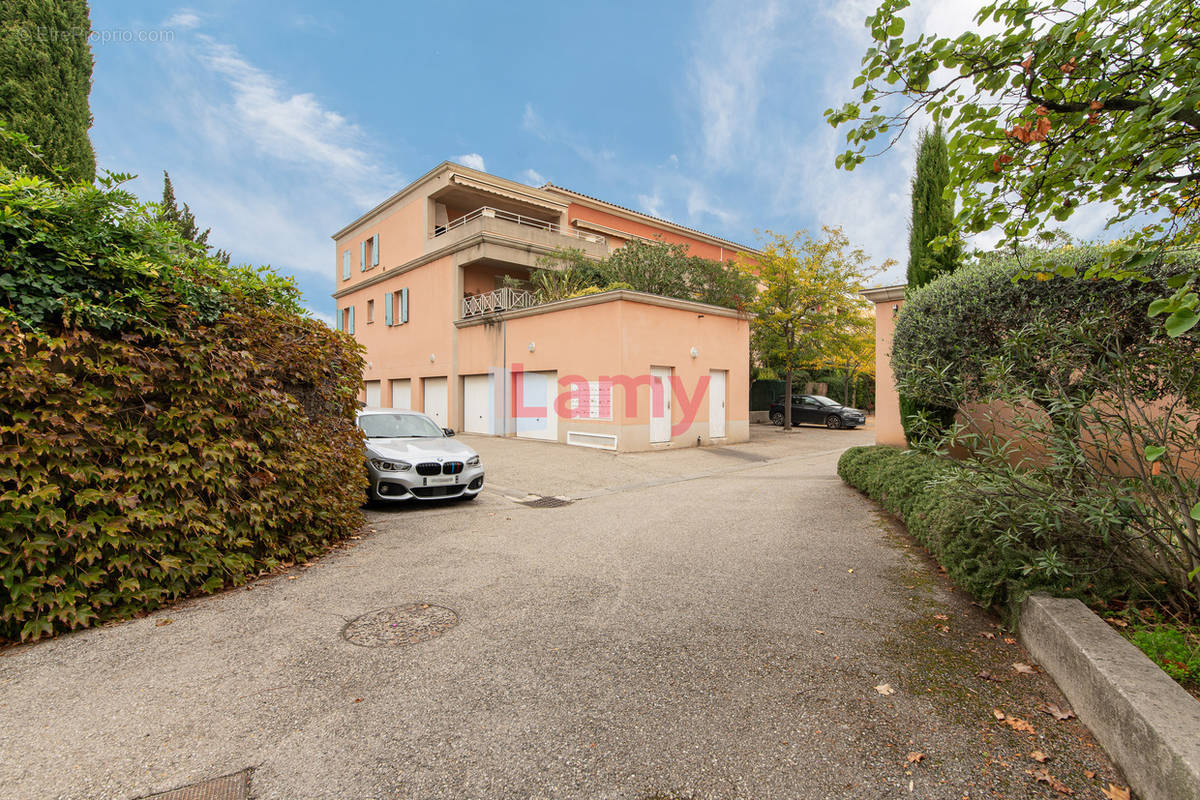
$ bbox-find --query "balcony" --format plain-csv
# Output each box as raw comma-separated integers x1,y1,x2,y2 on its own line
434,206,606,247
462,286,538,318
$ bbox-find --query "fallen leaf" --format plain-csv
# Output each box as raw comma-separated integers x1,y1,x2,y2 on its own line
1107,618,1129,628
992,709,1007,721
286,575,298,580
848,569,854,574
1003,637,1017,645
1037,702,1076,721
980,631,996,639
1013,662,1037,675
977,670,999,682
936,624,950,633
1101,784,1130,800
1084,770,1096,779
155,618,173,627
1030,767,1074,794
814,629,826,635
933,614,949,620
353,698,363,703
1030,750,1051,763
875,683,896,696
907,752,925,763
1005,716,1036,734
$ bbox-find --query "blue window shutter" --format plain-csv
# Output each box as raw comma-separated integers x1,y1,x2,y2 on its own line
372,234,380,266
349,305,355,334
401,287,409,323
336,305,343,331
360,241,366,271
384,291,393,326
342,251,350,280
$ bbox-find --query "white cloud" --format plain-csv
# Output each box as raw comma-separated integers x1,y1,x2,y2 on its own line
197,37,396,207
163,10,201,30
105,34,404,293
521,168,546,186
637,193,663,218
452,153,486,171
689,0,783,171
305,307,336,328
522,102,614,166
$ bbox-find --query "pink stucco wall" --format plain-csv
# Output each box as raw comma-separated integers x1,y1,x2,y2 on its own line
872,297,906,447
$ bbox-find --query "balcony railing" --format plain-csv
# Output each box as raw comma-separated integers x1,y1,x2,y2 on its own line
462,287,537,318
434,206,606,246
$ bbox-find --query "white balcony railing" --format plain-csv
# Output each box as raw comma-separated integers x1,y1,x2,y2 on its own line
462,287,537,318
434,206,606,246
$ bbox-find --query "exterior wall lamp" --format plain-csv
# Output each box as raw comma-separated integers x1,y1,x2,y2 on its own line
690,346,699,358
528,342,536,353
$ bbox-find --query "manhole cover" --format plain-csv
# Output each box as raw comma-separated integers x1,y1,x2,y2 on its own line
518,494,573,508
140,770,249,800
342,603,459,647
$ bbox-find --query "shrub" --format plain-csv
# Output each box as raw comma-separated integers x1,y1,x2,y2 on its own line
893,244,1200,613
837,446,1141,616
892,245,1196,412
0,170,365,641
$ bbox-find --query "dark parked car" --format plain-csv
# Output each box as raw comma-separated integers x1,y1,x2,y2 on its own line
769,394,866,429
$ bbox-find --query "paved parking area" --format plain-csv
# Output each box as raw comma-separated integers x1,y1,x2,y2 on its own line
0,422,1124,799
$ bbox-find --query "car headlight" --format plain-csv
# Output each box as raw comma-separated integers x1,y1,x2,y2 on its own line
466,455,480,467
369,458,412,471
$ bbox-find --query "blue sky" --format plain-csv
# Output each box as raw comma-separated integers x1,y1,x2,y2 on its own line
87,0,1106,323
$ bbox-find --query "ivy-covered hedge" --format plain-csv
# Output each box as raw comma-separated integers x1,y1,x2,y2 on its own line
837,445,1136,616
0,169,365,641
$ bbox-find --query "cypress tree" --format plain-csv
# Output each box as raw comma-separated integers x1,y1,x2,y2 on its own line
906,125,959,286
900,125,960,443
0,0,96,182
159,171,231,264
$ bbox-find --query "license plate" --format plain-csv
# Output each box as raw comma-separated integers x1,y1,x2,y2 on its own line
427,475,456,486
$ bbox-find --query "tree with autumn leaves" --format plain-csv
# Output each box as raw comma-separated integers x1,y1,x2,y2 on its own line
747,227,883,429
826,0,1200,336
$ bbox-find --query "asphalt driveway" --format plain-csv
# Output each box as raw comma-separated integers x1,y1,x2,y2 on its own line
0,423,1124,799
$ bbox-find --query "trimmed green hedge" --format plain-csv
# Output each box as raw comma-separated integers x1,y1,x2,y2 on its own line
838,445,1129,616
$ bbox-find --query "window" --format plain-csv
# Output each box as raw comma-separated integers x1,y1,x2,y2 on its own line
367,299,375,324
361,234,380,271
341,305,355,334
387,287,409,325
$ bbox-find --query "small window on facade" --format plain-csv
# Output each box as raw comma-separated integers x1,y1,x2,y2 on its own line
367,298,375,323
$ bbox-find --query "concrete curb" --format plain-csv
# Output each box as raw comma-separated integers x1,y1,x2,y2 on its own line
1019,594,1200,800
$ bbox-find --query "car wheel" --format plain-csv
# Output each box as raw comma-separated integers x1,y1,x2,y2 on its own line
770,410,784,426
825,415,844,429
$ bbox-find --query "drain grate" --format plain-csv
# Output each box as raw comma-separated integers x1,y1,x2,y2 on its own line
140,770,250,800
518,494,573,508
342,603,459,647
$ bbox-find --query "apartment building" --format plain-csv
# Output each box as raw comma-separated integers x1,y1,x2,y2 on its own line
331,162,754,451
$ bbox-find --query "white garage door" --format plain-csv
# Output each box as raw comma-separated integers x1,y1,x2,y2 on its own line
514,370,558,441
389,378,411,409
423,376,448,427
709,369,726,439
462,374,493,434
364,380,381,408
650,366,672,443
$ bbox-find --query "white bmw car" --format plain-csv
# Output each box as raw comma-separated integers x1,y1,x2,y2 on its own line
357,409,484,503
